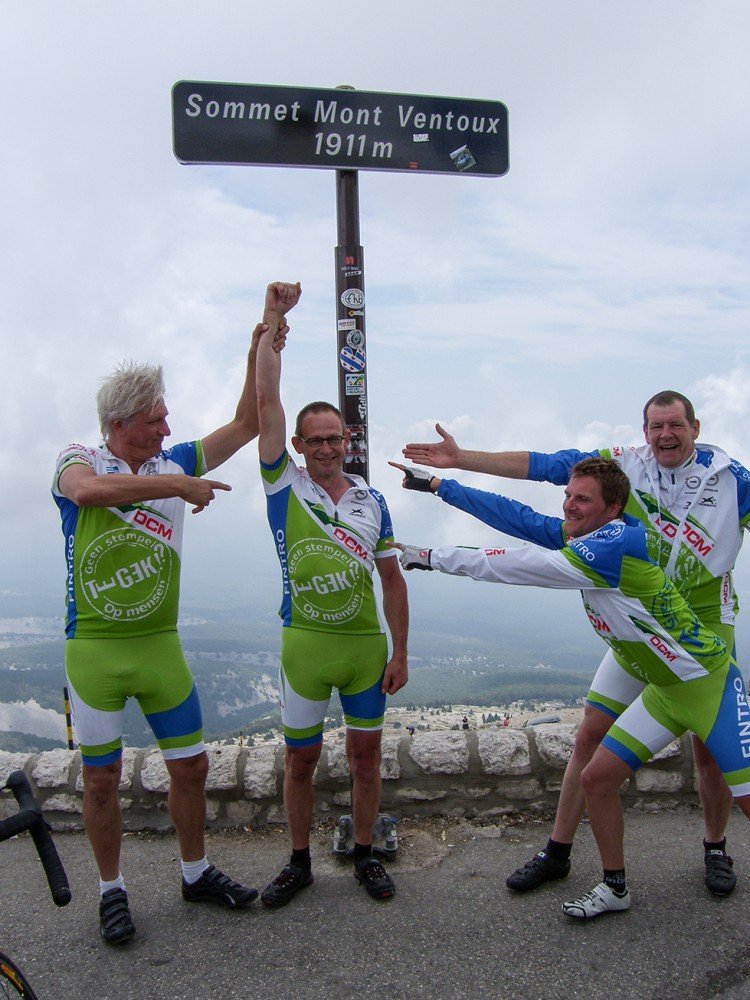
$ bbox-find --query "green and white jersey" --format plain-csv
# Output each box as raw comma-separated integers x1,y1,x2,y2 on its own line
261,450,396,634
528,443,750,627
52,441,205,638
428,498,728,688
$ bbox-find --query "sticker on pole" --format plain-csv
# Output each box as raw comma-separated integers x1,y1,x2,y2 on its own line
345,374,365,395
341,288,365,310
340,346,366,373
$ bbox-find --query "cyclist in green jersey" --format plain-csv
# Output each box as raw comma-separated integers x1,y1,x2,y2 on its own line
256,282,409,907
53,310,287,945
394,458,750,919
402,394,750,896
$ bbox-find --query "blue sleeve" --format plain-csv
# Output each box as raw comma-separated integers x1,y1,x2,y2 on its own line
729,459,750,527
369,487,395,543
528,448,600,485
436,479,565,550
161,441,200,477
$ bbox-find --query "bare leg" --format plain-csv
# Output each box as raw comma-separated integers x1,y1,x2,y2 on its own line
283,744,321,850
693,735,733,841
580,745,634,870
506,705,617,890
346,729,382,843
82,761,123,881
550,704,614,843
259,744,321,907
165,753,209,862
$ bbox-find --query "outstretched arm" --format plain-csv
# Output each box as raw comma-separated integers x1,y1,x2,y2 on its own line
256,281,302,465
393,540,589,589
388,462,565,550
402,423,530,478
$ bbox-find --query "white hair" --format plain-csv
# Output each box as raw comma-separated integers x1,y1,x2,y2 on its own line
96,361,165,440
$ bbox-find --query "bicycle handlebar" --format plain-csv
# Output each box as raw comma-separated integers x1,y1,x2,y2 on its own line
1,770,72,907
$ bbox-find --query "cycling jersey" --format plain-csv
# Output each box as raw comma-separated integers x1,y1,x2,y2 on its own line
428,493,728,687
52,440,205,638
424,490,750,792
527,443,750,626
261,450,396,634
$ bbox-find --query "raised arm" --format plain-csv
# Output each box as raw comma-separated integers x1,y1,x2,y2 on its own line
402,423,530,478
256,281,302,465
201,314,291,473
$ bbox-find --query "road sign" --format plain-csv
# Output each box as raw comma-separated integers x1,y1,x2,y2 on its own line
172,82,509,177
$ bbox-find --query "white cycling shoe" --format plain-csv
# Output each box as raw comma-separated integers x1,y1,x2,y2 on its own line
562,881,631,919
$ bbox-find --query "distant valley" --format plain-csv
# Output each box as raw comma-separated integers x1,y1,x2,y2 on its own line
0,589,597,753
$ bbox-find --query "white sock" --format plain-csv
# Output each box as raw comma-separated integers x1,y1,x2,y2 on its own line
181,857,209,884
99,873,126,897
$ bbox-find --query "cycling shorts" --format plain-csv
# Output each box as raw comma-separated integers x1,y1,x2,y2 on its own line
65,632,204,766
587,623,743,719
603,660,750,797
279,628,388,747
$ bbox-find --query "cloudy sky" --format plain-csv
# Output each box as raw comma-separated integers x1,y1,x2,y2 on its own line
2,2,750,649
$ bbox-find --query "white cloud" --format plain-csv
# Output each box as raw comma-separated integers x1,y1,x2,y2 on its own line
2,0,749,625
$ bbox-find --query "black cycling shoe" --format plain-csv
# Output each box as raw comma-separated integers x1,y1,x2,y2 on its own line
181,865,258,908
354,856,395,900
506,850,570,892
99,887,136,945
705,850,736,896
261,864,314,908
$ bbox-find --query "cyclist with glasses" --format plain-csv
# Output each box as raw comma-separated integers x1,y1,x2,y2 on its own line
255,282,409,907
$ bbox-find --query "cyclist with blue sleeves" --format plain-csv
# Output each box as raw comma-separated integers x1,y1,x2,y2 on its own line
402,391,750,897
393,457,750,919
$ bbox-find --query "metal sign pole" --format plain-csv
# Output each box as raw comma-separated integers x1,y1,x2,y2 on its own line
172,80,509,487
335,167,369,483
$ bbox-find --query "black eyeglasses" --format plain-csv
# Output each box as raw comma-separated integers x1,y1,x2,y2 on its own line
299,435,345,447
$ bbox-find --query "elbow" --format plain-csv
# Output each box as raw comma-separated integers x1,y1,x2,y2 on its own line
235,415,259,444
69,483,101,507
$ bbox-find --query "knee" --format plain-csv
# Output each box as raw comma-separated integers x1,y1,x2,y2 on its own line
168,751,209,791
573,711,612,758
347,743,381,784
580,763,604,800
83,763,121,805
580,758,620,800
285,746,319,784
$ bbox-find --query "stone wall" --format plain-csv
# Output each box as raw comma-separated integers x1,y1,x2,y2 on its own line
0,724,698,831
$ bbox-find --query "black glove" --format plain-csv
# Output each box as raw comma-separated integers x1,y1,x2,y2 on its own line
402,466,435,493
398,545,433,571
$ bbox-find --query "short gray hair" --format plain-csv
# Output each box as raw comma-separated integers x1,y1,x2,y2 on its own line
97,361,165,441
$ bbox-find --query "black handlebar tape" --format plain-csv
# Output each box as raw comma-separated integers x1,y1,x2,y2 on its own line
28,819,72,906
0,808,37,841
4,771,72,907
